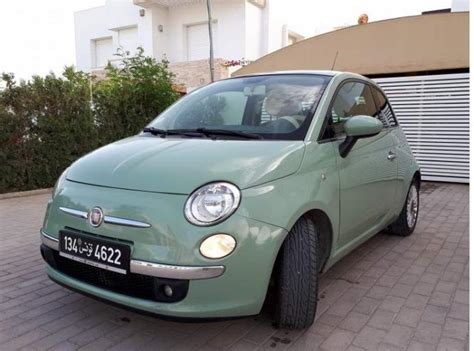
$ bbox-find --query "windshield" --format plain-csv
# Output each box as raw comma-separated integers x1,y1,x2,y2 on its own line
146,74,331,140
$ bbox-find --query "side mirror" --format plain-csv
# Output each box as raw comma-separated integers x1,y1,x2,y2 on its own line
339,115,383,157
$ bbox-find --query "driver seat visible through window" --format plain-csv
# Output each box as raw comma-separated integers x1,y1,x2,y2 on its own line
325,81,377,139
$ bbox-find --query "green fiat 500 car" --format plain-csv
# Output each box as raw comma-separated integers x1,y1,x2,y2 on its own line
41,71,420,329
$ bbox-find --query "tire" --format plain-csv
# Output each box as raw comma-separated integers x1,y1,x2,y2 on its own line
274,217,319,329
387,179,420,236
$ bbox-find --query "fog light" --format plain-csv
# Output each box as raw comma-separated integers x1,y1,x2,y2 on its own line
163,285,173,297
200,234,236,259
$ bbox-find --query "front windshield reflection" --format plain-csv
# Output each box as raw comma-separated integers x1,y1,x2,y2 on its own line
147,74,331,140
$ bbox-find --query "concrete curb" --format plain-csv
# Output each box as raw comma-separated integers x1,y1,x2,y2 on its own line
0,188,52,200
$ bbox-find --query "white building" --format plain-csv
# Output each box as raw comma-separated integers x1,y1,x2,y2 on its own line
74,0,305,90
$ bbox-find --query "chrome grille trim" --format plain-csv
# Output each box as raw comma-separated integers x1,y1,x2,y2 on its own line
58,206,151,228
59,207,88,219
104,216,151,228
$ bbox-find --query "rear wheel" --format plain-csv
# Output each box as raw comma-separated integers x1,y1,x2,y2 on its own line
388,179,419,236
274,217,319,329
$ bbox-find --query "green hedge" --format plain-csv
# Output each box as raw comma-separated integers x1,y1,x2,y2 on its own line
0,49,179,193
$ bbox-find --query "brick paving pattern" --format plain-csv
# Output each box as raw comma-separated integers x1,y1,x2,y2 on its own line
0,182,469,350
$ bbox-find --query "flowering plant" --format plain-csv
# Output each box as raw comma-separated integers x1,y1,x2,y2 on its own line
223,58,252,67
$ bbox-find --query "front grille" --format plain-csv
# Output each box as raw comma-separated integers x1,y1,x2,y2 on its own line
43,247,189,303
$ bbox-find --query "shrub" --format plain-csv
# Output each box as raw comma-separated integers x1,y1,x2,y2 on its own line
93,48,179,145
0,69,96,192
0,49,179,193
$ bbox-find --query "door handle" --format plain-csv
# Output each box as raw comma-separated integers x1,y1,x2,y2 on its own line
387,151,397,161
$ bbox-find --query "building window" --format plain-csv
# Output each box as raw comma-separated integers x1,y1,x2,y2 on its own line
186,21,217,61
93,37,113,68
117,26,138,55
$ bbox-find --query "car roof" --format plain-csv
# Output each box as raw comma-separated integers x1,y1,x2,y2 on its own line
234,70,338,77
231,70,370,81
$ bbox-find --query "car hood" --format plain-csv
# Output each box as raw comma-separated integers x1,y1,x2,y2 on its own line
67,136,305,194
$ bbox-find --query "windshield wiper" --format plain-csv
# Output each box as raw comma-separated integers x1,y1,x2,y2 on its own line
143,127,167,136
194,128,264,140
142,127,204,138
143,127,263,140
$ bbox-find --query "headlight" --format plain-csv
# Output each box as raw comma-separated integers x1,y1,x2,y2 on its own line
184,182,241,226
52,168,69,198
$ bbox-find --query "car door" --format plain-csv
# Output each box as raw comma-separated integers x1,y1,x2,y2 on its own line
370,85,405,207
322,80,398,247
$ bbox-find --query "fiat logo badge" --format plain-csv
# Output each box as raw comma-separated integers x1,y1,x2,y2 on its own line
89,207,104,227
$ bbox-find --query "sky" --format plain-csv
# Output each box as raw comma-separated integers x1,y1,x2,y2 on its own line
0,0,454,80
289,0,453,36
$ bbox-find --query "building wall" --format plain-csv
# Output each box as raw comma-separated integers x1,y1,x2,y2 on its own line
244,1,264,60
148,6,169,61
74,6,114,71
264,0,289,53
74,0,307,88
75,1,152,71
165,0,245,62
75,0,248,70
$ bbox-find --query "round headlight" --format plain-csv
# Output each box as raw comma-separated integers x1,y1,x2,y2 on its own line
184,182,241,226
200,234,236,259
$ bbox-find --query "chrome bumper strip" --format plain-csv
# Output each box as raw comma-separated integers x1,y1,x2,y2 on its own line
40,230,224,280
41,230,59,251
130,260,224,280
59,206,151,228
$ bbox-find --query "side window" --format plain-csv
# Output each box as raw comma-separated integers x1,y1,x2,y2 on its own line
371,86,398,128
323,81,377,139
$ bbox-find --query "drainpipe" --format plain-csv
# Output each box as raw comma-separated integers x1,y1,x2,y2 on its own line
206,0,215,82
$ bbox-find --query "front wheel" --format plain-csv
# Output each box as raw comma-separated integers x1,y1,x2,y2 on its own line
274,217,319,329
388,179,420,236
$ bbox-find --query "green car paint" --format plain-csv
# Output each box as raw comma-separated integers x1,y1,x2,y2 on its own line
66,138,306,194
41,71,419,319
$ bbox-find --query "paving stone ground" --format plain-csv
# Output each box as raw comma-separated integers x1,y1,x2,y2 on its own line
0,182,469,350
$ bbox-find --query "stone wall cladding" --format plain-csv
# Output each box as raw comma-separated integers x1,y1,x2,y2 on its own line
90,59,231,91
169,58,230,90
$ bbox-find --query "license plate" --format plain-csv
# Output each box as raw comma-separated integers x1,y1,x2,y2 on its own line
59,231,130,274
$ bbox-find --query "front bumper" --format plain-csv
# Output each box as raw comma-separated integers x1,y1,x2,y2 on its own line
41,222,287,319
41,230,224,280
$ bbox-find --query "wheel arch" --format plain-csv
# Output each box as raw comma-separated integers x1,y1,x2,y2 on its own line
263,207,334,316
277,208,334,273
413,170,421,187
303,209,333,272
